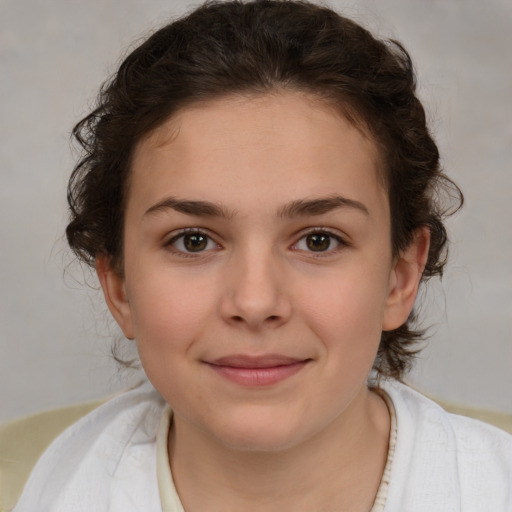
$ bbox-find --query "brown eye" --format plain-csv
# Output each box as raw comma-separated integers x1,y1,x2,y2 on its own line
293,230,345,254
305,233,331,252
169,231,218,254
183,233,208,252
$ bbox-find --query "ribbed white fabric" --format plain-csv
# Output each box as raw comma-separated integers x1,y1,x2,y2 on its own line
13,380,512,511
156,405,184,512
368,389,397,512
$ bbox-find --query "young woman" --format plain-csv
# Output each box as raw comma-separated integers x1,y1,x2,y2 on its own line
13,1,512,511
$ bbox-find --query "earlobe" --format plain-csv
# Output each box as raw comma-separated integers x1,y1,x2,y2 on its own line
382,227,430,331
96,255,135,340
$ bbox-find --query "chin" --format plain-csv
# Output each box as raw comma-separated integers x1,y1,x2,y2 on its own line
208,411,309,453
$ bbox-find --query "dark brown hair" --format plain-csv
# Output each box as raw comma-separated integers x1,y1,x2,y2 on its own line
66,0,463,379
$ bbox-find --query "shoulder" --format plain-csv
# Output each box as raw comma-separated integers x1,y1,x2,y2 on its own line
6,381,165,512
440,407,512,505
381,380,512,511
385,379,512,453
0,398,105,512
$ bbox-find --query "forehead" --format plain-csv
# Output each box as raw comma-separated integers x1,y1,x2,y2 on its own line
128,92,386,217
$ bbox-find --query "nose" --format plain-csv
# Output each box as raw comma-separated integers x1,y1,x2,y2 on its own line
219,247,292,331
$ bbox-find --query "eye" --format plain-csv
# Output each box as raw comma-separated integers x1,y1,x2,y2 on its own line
167,230,219,254
293,230,346,254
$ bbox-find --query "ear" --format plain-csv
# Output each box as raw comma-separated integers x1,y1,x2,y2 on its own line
382,227,430,331
96,255,135,340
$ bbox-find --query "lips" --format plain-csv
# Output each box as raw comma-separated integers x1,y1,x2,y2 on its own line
205,354,310,386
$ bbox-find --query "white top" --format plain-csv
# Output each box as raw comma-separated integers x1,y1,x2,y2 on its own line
13,380,512,511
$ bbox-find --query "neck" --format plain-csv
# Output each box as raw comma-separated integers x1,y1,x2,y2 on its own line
168,387,390,512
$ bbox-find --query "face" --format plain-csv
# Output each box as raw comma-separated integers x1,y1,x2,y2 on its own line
98,92,426,452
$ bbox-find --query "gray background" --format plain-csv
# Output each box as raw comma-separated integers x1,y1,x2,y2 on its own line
1,0,511,422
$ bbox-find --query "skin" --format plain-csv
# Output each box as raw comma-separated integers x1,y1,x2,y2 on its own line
97,92,429,511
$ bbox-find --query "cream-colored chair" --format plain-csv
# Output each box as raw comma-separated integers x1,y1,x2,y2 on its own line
1,397,511,512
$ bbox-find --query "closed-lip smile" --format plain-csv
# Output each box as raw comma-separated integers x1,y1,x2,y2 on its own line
205,354,311,386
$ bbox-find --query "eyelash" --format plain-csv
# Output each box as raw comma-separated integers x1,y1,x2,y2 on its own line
165,228,221,258
164,227,349,257
291,228,349,257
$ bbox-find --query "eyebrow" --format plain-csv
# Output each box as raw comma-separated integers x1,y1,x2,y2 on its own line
144,194,368,219
144,197,234,218
277,195,369,218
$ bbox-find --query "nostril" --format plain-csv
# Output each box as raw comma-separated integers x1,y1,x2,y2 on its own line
230,314,280,324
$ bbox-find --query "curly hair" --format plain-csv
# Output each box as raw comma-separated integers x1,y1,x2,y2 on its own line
66,0,463,380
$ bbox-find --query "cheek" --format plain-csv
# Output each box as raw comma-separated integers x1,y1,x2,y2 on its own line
126,272,216,356
126,273,218,400
301,266,390,351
